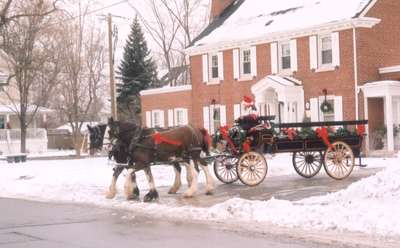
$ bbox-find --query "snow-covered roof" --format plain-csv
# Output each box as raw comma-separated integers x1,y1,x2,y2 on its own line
190,0,375,49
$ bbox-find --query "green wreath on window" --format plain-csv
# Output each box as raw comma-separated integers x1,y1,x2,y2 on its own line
320,100,333,113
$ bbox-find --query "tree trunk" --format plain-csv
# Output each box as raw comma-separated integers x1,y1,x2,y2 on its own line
20,114,27,153
73,130,81,158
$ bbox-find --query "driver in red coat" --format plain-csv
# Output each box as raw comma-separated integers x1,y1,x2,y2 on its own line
237,95,259,131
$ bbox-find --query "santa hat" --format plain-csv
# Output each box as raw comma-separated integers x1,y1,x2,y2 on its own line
243,95,254,106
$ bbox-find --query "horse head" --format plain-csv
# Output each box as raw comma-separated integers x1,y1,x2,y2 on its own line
88,124,107,155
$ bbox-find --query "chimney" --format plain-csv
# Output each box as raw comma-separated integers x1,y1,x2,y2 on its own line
210,0,235,22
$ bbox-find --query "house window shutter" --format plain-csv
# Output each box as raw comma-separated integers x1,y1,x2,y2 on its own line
332,32,340,67
270,42,278,74
309,36,318,70
310,98,319,122
146,111,151,127
202,54,209,83
203,106,210,131
234,104,241,120
290,39,298,72
233,49,240,79
168,109,174,127
334,96,343,121
251,46,257,77
182,108,189,125
159,110,165,128
220,105,227,126
218,51,224,81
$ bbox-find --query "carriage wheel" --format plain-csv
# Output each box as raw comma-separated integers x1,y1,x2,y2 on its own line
213,156,239,184
237,152,268,186
324,141,355,180
292,151,323,178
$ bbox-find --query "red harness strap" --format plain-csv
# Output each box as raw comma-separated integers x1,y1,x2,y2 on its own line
152,132,182,146
316,127,333,149
357,125,366,136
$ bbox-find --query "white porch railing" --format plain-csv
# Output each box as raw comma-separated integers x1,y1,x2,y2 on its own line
0,128,48,154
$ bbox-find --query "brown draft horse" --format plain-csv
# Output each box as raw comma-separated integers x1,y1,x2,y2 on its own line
105,118,214,201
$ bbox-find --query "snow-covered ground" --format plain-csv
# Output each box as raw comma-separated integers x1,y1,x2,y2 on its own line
0,154,399,237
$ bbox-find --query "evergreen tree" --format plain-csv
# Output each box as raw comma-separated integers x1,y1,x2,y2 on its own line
117,16,158,119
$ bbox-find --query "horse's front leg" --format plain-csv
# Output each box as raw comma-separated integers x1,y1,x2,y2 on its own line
168,162,182,194
105,166,124,199
124,168,140,200
183,160,198,198
199,159,214,195
143,166,159,202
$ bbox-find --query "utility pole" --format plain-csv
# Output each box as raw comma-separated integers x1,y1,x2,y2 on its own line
107,13,117,120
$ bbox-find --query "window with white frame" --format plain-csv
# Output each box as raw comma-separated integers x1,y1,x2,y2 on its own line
241,49,251,75
0,115,5,129
174,108,187,126
151,110,164,128
280,42,291,71
319,35,333,66
321,99,335,121
209,54,219,80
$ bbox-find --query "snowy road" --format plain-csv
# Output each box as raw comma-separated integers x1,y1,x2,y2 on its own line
0,198,373,248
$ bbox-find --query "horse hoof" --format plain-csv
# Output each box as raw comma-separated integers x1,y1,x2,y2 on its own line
105,192,116,199
168,188,178,194
144,190,159,202
205,190,214,196
183,192,193,198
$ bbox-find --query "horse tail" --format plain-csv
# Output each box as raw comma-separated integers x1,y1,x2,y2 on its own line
199,128,211,156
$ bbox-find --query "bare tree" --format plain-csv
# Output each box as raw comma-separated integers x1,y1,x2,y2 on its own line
0,0,62,153
0,0,58,29
54,4,105,157
127,0,209,86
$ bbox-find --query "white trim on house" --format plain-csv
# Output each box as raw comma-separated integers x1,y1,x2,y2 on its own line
140,85,192,96
186,18,380,56
379,65,400,74
358,0,378,17
360,80,400,152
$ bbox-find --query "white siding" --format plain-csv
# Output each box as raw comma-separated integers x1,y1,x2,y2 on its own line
182,108,189,125
202,54,208,83
217,51,224,80
332,32,340,67
270,42,278,74
290,39,298,71
233,49,240,79
309,36,318,70
251,46,257,77
310,98,319,122
159,111,165,128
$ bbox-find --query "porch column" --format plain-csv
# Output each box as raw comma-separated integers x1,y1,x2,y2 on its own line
385,95,394,151
363,96,370,154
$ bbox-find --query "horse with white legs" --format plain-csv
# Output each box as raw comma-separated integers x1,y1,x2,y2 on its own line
88,121,214,201
107,118,214,201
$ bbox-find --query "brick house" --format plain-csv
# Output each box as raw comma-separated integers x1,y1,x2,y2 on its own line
140,0,400,153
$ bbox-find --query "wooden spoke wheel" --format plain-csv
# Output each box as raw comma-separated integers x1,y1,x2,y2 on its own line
213,156,239,184
292,151,323,178
237,152,268,186
324,141,355,180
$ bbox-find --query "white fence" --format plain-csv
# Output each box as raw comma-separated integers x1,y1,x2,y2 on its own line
0,128,48,154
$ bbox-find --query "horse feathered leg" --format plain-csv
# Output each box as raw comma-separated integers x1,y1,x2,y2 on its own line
106,166,124,199
124,168,140,200
183,160,198,198
143,166,159,202
199,159,214,195
168,162,182,194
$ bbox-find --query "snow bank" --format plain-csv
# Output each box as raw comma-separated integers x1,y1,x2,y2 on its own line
0,155,399,236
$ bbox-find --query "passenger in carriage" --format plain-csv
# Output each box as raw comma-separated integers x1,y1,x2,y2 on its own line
236,95,260,131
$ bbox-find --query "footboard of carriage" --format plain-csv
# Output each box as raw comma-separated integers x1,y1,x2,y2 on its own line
213,119,368,187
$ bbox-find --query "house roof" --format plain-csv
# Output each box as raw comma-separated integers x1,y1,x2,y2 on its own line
190,0,375,49
0,104,53,115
